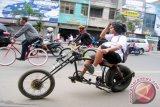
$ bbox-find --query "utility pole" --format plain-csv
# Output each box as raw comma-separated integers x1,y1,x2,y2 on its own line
87,0,91,26
142,0,146,35
114,0,122,21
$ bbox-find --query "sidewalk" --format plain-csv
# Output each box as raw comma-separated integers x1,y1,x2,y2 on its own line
144,51,160,55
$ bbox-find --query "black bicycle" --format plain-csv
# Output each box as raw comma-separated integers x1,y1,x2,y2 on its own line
18,50,135,99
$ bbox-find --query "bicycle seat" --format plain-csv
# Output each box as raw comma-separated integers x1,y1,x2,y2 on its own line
32,38,43,48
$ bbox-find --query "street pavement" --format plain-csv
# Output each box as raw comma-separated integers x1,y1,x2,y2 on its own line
0,51,160,107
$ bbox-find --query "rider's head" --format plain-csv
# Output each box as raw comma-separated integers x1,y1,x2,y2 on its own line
78,25,85,33
110,22,127,35
19,17,28,25
47,27,54,33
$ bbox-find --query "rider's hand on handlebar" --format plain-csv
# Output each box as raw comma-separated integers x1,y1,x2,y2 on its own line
10,37,16,43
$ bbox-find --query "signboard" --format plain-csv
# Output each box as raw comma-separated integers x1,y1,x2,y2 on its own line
154,15,160,36
122,10,140,17
146,36,159,41
122,0,145,12
0,0,60,23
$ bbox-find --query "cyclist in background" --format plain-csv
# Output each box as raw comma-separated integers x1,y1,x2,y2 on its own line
14,17,40,61
74,25,92,47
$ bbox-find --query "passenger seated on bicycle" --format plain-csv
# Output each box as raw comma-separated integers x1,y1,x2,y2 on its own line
69,22,127,81
41,27,55,51
13,17,40,61
74,25,92,48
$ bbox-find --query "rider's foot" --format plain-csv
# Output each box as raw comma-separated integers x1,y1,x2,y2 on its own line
16,57,25,61
84,64,94,74
68,73,83,83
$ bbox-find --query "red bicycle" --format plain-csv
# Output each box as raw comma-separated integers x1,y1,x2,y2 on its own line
0,38,48,66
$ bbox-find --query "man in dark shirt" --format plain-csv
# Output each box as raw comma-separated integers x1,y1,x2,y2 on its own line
74,25,92,47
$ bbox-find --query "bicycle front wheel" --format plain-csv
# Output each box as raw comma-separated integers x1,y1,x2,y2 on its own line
28,48,48,66
18,69,55,99
0,47,16,66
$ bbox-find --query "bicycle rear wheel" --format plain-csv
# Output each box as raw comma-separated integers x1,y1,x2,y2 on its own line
28,48,48,66
82,49,96,59
50,46,62,57
80,49,96,64
0,47,16,66
59,48,72,61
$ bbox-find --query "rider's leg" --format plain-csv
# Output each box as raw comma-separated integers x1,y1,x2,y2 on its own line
21,40,30,59
84,50,103,74
80,50,103,75
80,60,92,76
92,50,103,67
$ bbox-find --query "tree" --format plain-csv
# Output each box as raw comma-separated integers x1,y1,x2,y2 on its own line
13,4,44,32
24,4,38,17
115,12,142,34
114,12,127,23
34,16,44,32
127,21,135,33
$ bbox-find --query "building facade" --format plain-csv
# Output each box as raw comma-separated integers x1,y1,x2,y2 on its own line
58,0,90,40
0,0,120,40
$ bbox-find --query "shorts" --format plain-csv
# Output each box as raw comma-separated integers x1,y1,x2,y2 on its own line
91,51,121,64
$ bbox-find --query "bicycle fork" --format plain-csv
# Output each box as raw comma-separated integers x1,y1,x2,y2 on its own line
40,55,78,83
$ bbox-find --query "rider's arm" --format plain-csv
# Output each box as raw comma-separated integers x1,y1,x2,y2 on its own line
100,23,111,39
74,35,82,45
107,45,122,52
102,36,127,53
14,23,29,38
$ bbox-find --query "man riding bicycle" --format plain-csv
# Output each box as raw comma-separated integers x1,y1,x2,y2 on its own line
14,17,40,61
74,25,92,47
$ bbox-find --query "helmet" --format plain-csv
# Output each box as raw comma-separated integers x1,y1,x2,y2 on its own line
47,27,54,32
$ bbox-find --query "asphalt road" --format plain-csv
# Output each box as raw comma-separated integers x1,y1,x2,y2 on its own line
0,53,160,107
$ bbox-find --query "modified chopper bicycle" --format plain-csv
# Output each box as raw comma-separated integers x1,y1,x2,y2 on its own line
18,49,135,99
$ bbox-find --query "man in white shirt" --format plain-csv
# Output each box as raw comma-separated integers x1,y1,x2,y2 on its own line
69,22,127,82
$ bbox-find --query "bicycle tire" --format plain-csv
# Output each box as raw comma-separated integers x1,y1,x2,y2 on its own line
28,48,48,66
50,46,62,57
82,49,96,59
59,48,72,61
0,47,16,66
18,69,55,99
105,64,132,92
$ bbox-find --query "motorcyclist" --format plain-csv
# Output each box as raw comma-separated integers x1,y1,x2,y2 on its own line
41,27,55,51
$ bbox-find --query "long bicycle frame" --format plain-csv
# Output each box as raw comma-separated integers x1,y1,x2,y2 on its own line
40,51,89,83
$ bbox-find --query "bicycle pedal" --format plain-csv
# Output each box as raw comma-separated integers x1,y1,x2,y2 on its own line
68,76,76,83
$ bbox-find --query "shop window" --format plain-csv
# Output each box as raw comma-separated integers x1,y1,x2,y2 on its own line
81,4,88,16
144,13,156,29
109,8,116,19
90,7,103,18
60,2,74,14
